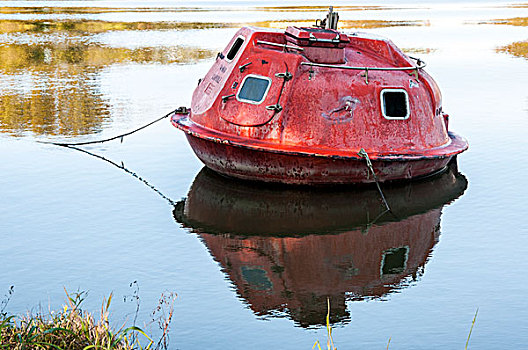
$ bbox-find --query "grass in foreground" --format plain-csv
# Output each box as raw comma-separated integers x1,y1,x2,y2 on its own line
0,289,174,350
312,298,478,350
312,299,337,350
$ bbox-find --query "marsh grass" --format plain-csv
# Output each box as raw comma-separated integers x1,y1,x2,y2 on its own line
465,308,479,350
311,299,478,349
0,288,176,350
0,286,14,319
312,299,337,350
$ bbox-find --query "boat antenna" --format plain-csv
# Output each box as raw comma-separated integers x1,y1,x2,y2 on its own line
326,6,339,30
315,6,339,30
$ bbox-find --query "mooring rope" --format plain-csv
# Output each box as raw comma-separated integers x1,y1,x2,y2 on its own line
37,107,187,147
358,148,391,212
65,145,176,206
36,107,190,205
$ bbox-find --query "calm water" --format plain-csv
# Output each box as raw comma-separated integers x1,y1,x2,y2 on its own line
1,1,527,349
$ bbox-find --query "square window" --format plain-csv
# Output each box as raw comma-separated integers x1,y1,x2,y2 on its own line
381,246,409,276
381,89,409,119
236,75,271,104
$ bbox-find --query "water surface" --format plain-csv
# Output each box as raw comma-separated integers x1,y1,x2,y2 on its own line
1,1,527,349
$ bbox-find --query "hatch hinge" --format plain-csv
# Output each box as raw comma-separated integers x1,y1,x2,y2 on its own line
266,104,283,112
239,62,252,73
361,68,369,85
309,33,341,44
222,94,235,103
275,71,293,81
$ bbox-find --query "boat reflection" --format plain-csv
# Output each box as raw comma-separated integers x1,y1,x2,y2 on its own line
174,161,467,327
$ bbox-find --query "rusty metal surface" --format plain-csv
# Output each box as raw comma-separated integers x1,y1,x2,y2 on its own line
173,25,468,184
182,131,455,184
174,113,466,184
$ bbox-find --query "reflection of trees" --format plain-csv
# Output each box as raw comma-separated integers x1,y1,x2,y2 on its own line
0,22,215,136
482,17,528,27
497,41,528,60
251,19,429,29
480,17,528,60
0,65,110,136
0,43,113,137
0,5,390,15
0,18,428,35
402,47,437,55
0,20,232,34
0,43,216,71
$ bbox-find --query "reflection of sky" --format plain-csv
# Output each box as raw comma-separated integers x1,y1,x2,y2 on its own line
94,29,238,50
1,0,526,6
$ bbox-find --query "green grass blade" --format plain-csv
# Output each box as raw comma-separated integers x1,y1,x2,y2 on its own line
42,327,75,335
105,293,113,312
465,308,479,350
31,341,65,350
312,340,322,350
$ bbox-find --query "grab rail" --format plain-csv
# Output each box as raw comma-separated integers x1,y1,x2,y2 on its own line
256,40,304,52
300,56,426,71
301,57,426,84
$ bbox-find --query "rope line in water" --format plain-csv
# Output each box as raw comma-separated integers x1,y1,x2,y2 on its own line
37,108,184,147
36,107,189,205
66,145,176,206
358,148,391,212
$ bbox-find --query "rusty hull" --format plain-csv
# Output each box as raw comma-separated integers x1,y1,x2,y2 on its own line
174,113,467,184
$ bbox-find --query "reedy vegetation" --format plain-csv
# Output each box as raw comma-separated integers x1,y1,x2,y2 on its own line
0,287,176,350
1,287,477,349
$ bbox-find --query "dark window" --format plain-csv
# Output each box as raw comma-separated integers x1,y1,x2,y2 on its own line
381,89,409,119
237,75,271,104
241,266,273,290
226,37,244,61
381,246,408,275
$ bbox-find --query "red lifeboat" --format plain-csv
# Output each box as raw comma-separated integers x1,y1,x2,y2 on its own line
171,8,468,185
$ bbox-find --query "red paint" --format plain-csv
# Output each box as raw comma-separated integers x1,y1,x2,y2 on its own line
172,20,468,184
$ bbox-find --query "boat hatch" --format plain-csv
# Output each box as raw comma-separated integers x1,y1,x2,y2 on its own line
285,26,350,64
381,89,410,120
236,74,272,105
285,27,349,48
